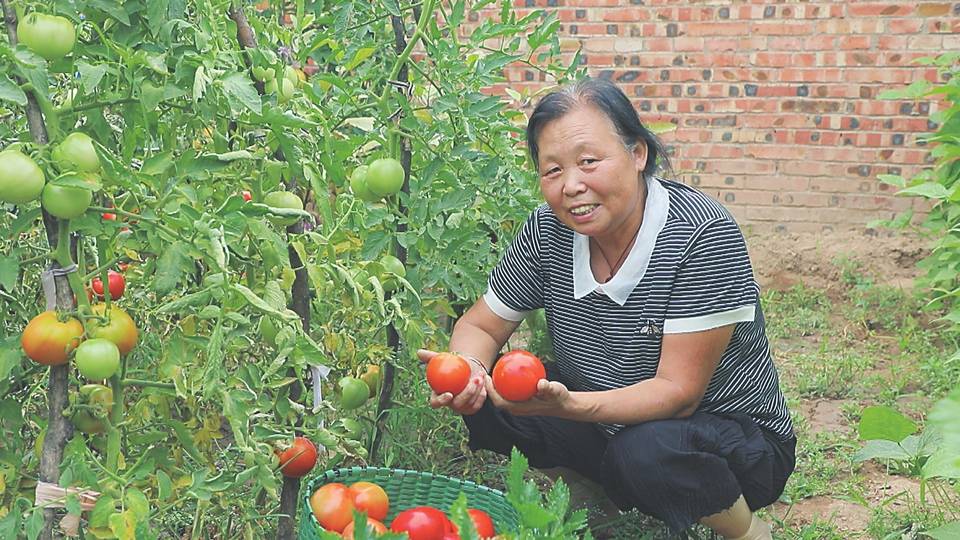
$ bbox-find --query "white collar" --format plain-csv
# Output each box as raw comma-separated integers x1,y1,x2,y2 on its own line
572,176,670,305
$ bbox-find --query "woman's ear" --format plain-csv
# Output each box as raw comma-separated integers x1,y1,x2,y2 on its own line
633,142,648,172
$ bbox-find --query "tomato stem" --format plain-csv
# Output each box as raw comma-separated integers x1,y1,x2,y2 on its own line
121,378,175,390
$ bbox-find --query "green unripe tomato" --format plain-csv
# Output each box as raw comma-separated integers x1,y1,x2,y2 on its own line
16,13,76,61
338,376,369,410
52,132,100,172
263,191,303,226
0,149,45,204
265,77,295,104
252,65,275,82
349,165,380,202
283,65,299,87
41,182,93,219
365,158,404,196
259,316,278,347
74,338,121,380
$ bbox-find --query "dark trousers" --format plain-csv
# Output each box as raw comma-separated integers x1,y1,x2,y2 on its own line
463,400,796,532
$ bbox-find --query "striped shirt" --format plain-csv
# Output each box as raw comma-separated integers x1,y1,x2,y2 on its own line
484,176,794,441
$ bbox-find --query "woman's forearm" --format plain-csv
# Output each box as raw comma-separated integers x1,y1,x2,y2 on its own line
561,377,699,425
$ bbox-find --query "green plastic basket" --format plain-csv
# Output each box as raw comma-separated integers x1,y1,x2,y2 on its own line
298,466,519,540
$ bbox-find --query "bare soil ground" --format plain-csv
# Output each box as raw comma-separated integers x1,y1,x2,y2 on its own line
747,228,928,294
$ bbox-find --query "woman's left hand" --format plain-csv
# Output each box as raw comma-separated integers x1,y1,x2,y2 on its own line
484,375,572,416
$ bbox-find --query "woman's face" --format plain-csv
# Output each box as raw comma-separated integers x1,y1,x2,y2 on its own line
535,105,648,242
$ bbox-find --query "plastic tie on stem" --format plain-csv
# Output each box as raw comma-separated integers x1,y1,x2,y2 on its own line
41,264,78,310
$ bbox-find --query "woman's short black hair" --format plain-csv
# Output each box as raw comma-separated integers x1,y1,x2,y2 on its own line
525,78,670,179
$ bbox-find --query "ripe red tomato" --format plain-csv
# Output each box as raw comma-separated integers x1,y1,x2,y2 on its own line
426,353,471,396
88,304,138,356
442,533,459,540
21,311,84,365
492,350,546,401
241,190,252,202
350,481,389,521
101,212,116,221
275,436,317,478
390,507,448,540
341,517,387,539
91,270,126,300
466,508,496,538
309,483,355,532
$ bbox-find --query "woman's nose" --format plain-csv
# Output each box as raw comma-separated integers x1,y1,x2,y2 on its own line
562,171,587,196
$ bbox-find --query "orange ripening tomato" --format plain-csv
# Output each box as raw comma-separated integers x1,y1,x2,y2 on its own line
492,350,546,402
426,352,471,395
341,517,387,539
21,311,84,365
350,481,389,521
88,304,138,355
309,483,355,532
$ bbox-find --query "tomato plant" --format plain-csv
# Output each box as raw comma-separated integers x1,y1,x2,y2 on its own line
0,0,576,536
350,481,389,521
492,351,546,402
91,270,126,300
275,436,318,478
359,364,381,397
15,12,75,61
20,311,84,366
390,506,448,540
426,353,471,396
309,483,355,532
0,149,45,204
87,304,138,356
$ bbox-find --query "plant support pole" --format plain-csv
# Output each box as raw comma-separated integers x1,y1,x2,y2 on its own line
2,2,76,539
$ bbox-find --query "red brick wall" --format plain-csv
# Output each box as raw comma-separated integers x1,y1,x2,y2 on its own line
480,1,956,232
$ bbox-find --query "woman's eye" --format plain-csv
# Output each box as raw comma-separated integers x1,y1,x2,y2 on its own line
544,167,560,177
581,158,597,166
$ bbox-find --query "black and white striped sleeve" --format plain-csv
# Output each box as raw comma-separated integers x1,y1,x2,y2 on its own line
663,218,758,334
484,210,544,321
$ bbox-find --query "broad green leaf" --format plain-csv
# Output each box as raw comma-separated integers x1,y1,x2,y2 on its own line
923,521,960,539
77,61,108,95
0,254,18,292
897,182,949,199
853,440,913,462
0,74,27,106
922,448,960,480
221,72,261,115
140,152,173,175
344,47,375,71
154,241,190,295
858,405,916,442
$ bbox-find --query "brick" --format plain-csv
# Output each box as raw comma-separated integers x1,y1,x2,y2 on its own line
916,3,951,16
847,3,914,17
602,8,651,22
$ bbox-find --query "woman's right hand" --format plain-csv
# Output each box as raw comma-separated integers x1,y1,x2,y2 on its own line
417,349,488,415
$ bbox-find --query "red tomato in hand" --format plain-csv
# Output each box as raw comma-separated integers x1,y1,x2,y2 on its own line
426,352,471,395
350,481,389,521
275,436,317,478
342,517,387,539
390,506,448,540
91,270,126,300
310,483,355,532
492,350,546,401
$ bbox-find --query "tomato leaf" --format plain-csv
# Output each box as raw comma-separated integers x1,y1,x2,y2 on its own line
221,72,262,115
153,241,190,295
0,74,27,106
